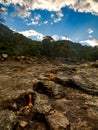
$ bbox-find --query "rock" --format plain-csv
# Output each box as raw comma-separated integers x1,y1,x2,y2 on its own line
33,81,65,98
71,73,98,95
53,72,98,96
92,62,98,68
34,93,52,114
11,103,17,110
15,56,21,61
1,53,8,59
87,107,98,119
20,55,25,59
26,60,32,64
0,60,98,130
19,120,28,127
0,110,16,130
46,110,69,129
71,118,92,130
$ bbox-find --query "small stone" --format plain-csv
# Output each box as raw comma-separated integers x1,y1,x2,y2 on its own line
12,103,17,110
26,60,32,64
21,56,25,59
2,54,8,59
19,120,28,128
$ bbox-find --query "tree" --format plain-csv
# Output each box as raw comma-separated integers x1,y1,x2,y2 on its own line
87,46,98,61
59,43,75,59
42,36,54,43
42,36,54,56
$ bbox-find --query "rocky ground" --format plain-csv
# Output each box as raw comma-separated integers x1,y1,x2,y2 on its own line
0,58,98,130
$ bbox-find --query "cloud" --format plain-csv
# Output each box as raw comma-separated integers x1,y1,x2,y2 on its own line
70,0,98,16
88,35,92,38
51,11,64,23
0,6,7,15
88,28,94,34
26,14,41,25
11,5,31,18
61,36,71,41
88,28,94,38
52,35,59,41
43,21,48,24
80,39,98,47
51,35,71,41
0,0,98,26
31,14,41,25
0,0,73,11
19,29,44,40
1,0,98,19
9,27,16,32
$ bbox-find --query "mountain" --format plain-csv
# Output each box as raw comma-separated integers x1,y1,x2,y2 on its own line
0,23,13,39
0,23,37,56
0,23,31,41
0,23,98,61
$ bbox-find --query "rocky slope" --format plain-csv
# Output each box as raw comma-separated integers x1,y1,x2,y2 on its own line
0,58,98,130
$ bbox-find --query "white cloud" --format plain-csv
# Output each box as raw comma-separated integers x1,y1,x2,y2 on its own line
88,35,92,38
88,28,94,39
43,21,48,24
26,14,41,25
70,0,98,16
1,0,98,21
80,39,98,47
61,36,71,41
51,14,54,18
19,29,44,40
52,35,59,41
9,27,16,32
88,28,94,34
1,0,98,16
51,35,71,41
11,5,31,18
0,6,7,15
51,11,64,23
31,14,41,25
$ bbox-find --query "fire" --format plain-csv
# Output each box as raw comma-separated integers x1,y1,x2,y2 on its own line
28,94,33,107
49,73,55,81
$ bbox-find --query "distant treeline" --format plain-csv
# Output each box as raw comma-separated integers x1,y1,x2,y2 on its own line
0,23,98,61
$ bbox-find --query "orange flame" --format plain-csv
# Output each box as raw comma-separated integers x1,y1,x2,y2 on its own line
28,94,33,107
49,73,55,81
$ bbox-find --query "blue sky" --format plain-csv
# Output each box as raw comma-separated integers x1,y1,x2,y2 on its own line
0,0,98,46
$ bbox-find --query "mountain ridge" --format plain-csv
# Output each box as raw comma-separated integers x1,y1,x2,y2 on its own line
0,23,98,61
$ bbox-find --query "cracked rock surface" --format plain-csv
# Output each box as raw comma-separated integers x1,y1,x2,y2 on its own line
0,59,98,130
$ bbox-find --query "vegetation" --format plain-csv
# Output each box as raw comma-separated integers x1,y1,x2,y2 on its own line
0,23,98,61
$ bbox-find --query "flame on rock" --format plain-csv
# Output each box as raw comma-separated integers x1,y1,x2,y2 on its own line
49,73,55,81
28,94,33,107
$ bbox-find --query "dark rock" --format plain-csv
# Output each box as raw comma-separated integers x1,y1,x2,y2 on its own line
33,81,65,98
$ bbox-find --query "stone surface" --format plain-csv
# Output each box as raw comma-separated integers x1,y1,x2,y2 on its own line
46,110,69,129
33,93,52,114
0,59,98,130
0,110,16,130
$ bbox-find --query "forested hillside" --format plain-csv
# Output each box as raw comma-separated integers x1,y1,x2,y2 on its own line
0,23,98,61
